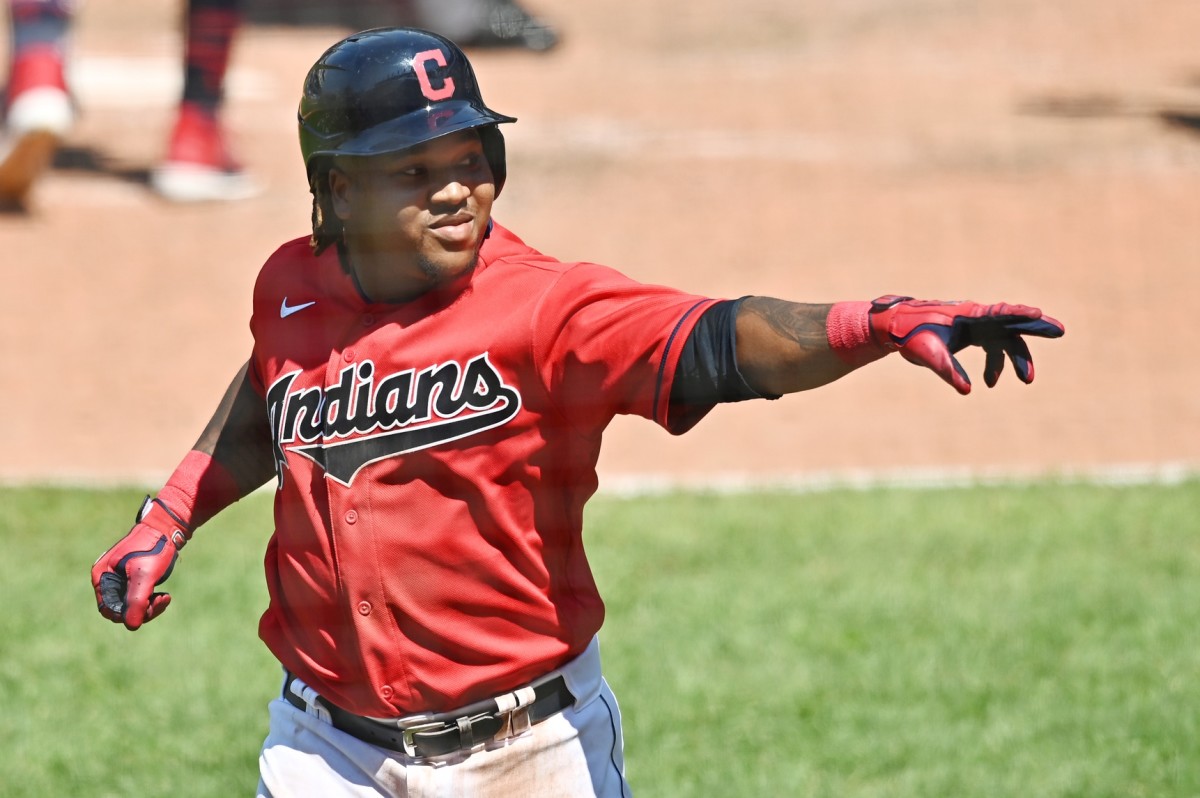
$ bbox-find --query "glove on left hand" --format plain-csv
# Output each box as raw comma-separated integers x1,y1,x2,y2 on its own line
91,497,191,631
868,295,1065,394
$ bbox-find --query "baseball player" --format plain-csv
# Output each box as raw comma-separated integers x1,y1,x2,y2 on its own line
89,27,1064,797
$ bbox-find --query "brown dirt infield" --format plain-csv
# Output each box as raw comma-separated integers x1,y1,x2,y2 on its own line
2,0,1198,487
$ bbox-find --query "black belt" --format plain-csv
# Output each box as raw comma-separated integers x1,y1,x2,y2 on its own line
282,672,575,758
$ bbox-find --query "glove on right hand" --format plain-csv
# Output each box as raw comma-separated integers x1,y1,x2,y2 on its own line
868,295,1065,394
91,497,190,631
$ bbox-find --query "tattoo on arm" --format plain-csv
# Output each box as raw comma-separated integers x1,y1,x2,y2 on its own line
741,297,831,349
736,297,853,394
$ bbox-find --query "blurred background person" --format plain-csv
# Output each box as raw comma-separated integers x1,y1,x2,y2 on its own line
0,0,558,210
243,0,559,51
0,0,73,207
152,0,259,202
0,0,255,208
410,0,558,52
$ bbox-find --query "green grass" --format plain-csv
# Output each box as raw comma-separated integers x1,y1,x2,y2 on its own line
2,481,1198,797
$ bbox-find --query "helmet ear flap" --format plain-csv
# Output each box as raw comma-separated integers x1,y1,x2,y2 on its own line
480,126,507,197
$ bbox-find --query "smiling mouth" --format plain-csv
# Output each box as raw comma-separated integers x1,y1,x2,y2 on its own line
429,214,476,244
432,212,472,228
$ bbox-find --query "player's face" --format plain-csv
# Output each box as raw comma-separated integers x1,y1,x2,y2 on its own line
330,130,496,303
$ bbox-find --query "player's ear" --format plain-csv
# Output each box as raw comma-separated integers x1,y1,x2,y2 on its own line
327,166,354,221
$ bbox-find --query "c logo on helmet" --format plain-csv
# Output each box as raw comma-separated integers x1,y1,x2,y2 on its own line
414,49,456,101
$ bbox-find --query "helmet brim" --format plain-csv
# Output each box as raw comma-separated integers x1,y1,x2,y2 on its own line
303,101,516,166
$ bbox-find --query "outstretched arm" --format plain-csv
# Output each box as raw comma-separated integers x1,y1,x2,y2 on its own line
735,295,1065,396
90,360,274,630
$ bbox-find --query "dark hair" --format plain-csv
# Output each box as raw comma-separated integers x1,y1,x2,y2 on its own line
309,163,343,255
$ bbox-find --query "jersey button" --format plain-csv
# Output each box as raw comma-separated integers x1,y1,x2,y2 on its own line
357,601,372,616
362,313,375,327
380,685,393,700
345,509,358,524
343,349,356,363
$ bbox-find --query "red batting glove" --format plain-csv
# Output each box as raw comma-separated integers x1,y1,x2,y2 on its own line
868,295,1065,394
91,497,191,630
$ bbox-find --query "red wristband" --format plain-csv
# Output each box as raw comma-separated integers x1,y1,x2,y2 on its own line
826,301,888,367
155,449,243,535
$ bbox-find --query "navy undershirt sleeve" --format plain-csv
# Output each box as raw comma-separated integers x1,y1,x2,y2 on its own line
669,297,781,418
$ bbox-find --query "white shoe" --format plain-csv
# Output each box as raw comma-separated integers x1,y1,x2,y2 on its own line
7,84,73,136
150,161,262,203
0,47,74,206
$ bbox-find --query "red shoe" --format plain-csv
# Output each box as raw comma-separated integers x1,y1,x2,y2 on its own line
151,103,260,202
0,45,73,206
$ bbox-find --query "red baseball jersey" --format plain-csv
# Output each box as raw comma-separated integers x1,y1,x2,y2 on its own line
249,222,719,717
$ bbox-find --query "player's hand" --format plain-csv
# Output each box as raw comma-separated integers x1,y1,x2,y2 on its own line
868,295,1065,394
90,497,191,630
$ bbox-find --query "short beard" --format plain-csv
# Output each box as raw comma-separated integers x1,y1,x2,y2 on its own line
417,251,478,286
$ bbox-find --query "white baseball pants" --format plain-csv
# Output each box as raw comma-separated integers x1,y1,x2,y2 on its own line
256,637,631,797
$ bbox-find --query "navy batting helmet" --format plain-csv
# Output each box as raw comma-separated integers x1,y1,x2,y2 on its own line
298,27,517,194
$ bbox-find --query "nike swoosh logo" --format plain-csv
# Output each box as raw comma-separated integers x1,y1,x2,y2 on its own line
280,298,316,318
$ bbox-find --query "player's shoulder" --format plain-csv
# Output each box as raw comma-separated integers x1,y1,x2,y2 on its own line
481,221,623,284
260,235,318,273
250,234,350,324
254,235,334,289
480,221,564,274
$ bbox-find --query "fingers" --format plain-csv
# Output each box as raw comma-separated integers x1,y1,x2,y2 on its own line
91,531,178,630
96,571,126,622
981,302,1042,320
905,325,1038,393
982,336,1033,387
1040,315,1065,336
899,329,973,395
948,355,971,394
1006,336,1035,383
1001,315,1065,340
124,592,172,631
95,573,172,629
983,346,1005,388
968,311,1063,387
882,299,1063,392
94,564,163,628
120,566,159,629
119,548,176,629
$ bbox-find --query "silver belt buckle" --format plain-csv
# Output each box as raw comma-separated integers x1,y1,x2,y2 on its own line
400,720,446,757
